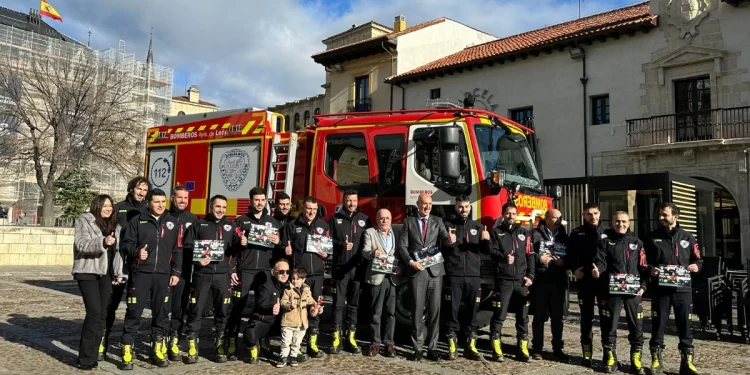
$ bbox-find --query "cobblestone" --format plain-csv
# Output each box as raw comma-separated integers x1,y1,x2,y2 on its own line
0,266,747,375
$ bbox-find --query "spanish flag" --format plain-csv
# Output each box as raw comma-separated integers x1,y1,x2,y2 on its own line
40,0,63,22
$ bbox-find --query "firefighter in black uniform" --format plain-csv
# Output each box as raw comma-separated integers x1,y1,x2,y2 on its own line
329,190,370,355
182,194,245,364
567,202,607,366
101,176,149,360
646,202,702,375
530,208,570,361
441,195,488,361
166,186,199,361
488,202,535,362
273,192,294,228
119,188,182,370
281,196,329,359
226,187,282,360
593,211,648,374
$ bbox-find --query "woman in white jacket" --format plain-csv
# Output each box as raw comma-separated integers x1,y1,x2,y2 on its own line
73,194,126,370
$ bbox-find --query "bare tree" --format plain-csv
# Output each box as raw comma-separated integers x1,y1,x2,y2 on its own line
0,46,144,226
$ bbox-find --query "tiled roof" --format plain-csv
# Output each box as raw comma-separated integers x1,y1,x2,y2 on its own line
172,96,218,107
312,17,447,58
386,2,657,82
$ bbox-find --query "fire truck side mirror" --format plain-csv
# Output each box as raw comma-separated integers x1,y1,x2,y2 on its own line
439,127,459,147
440,150,461,181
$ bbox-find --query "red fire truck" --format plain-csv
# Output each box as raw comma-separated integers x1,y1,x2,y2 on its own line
145,106,554,326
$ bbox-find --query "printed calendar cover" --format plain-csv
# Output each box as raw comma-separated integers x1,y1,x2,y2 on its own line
193,240,225,262
609,273,641,295
413,245,444,269
246,224,278,248
658,265,691,287
306,234,333,255
372,254,397,274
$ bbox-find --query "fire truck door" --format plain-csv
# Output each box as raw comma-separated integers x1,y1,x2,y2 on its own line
368,126,407,223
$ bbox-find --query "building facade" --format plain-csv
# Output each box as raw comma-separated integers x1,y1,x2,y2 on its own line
267,94,324,131
386,0,750,265
171,85,219,116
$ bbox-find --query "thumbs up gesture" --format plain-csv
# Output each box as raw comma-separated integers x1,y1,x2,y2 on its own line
105,232,116,246
448,228,456,244
139,244,148,260
345,235,353,251
591,263,600,279
273,297,280,315
481,225,490,241
240,235,248,247
285,240,292,256
507,252,515,264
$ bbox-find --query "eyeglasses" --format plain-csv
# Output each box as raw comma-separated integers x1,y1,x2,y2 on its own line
275,269,290,275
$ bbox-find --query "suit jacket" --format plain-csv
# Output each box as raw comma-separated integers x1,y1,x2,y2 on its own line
362,227,401,286
398,215,450,278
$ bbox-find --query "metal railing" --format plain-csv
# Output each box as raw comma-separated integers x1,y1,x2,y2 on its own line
347,97,371,112
627,106,750,147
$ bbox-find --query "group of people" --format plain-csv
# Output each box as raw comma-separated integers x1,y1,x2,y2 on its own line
71,177,702,375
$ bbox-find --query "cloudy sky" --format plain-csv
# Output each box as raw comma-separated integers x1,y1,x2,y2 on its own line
6,0,639,109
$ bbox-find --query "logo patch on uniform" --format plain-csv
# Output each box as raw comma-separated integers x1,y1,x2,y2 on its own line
680,240,689,248
470,229,477,235
629,243,638,250
601,234,608,239
358,220,366,227
316,227,324,234
336,219,343,224
185,222,192,229
295,227,303,233
166,222,174,230
139,220,148,224
223,224,232,232
518,234,526,241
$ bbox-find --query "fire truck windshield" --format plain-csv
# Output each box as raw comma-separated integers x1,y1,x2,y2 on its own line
473,124,543,192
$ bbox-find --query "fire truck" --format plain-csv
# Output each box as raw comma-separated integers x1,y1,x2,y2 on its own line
145,106,554,326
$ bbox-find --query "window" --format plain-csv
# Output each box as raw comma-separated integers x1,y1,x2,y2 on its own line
374,134,405,186
591,95,610,125
324,133,370,186
429,88,441,100
285,115,291,128
303,110,310,128
674,76,712,141
293,113,300,130
510,107,533,127
314,107,321,115
413,127,471,184
275,116,283,132
177,111,185,116
349,76,370,112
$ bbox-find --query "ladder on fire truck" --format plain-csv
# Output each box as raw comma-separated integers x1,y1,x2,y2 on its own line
265,132,298,207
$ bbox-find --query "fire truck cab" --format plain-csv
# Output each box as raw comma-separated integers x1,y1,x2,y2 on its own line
145,106,553,327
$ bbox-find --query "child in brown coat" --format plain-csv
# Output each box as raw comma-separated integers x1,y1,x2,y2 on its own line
277,267,322,367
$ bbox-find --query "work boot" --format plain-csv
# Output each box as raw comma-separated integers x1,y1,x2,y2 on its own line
650,347,664,375
119,344,134,370
330,329,342,354
553,348,570,362
491,334,504,362
168,335,181,361
308,331,324,358
630,347,645,375
185,336,199,364
581,343,593,367
215,334,227,363
98,335,107,361
463,333,482,361
603,347,619,373
346,329,361,354
227,335,238,361
446,334,458,360
248,345,259,364
517,337,531,362
151,336,169,367
679,348,700,375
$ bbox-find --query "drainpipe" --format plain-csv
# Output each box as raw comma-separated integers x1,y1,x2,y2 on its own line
382,41,396,111
745,148,750,264
570,46,589,177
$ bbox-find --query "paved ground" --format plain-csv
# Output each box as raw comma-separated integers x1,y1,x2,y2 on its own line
0,266,749,374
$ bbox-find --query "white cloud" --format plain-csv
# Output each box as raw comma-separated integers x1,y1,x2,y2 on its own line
2,0,636,109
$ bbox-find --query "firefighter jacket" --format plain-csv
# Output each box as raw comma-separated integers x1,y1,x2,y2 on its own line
329,209,370,271
234,211,283,272
274,211,293,229
115,194,147,229
442,214,490,277
121,211,182,277
168,206,199,277
183,214,242,275
567,223,607,283
253,276,288,325
532,222,569,285
490,222,535,282
282,216,330,276
645,223,703,292
594,229,649,292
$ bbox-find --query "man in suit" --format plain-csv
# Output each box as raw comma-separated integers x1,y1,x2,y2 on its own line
361,209,399,358
398,192,455,362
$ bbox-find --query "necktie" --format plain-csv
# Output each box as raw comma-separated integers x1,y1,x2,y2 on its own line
421,217,427,241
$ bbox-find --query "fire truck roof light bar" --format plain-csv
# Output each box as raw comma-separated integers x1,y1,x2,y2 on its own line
312,107,534,134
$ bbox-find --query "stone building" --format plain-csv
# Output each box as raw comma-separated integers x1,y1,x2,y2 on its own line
170,85,219,116
386,0,750,265
267,94,324,131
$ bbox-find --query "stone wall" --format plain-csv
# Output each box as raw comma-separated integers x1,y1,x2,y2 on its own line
0,226,74,266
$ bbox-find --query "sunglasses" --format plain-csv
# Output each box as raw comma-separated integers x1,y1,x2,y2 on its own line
275,269,291,275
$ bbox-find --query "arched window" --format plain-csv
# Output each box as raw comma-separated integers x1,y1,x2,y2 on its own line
314,107,321,115
275,116,282,132
294,113,300,129
303,110,310,126
177,111,185,116
285,115,291,128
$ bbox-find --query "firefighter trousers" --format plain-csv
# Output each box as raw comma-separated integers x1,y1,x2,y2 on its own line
332,269,360,330
601,295,644,349
531,284,566,352
577,281,606,346
121,272,171,345
444,276,481,337
185,272,230,337
490,280,529,339
306,274,325,332
225,270,268,336
168,271,192,337
649,289,694,350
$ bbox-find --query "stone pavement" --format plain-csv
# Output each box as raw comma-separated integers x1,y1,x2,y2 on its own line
0,266,748,375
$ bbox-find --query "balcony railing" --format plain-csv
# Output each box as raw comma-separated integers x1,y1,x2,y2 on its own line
347,97,371,112
627,106,750,147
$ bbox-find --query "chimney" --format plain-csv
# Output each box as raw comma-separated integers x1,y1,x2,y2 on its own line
187,85,200,103
393,15,406,33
